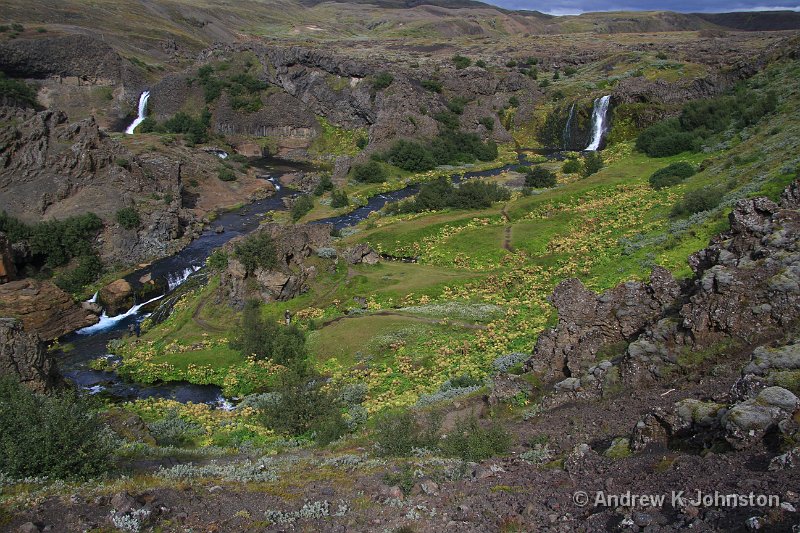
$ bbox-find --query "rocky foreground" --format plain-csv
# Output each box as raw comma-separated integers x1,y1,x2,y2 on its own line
4,183,799,532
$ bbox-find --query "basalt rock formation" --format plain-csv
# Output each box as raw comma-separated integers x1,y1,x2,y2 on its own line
0,318,62,392
220,223,333,308
527,180,800,391
0,279,98,340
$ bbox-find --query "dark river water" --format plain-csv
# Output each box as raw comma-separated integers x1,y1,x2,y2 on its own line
59,153,540,406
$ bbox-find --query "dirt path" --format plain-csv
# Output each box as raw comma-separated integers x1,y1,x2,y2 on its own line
320,309,487,330
192,293,226,333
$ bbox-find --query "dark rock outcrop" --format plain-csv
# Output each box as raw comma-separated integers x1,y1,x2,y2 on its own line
527,266,681,379
0,232,16,283
99,279,135,317
0,279,98,340
344,244,380,265
0,318,61,392
220,223,332,307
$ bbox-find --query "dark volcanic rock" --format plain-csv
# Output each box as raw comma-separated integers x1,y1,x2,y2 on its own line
0,232,16,283
526,266,681,379
0,318,61,392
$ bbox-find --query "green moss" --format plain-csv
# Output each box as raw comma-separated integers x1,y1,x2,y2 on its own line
604,437,632,459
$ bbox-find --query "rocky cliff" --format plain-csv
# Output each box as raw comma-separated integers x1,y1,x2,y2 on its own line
0,318,62,392
527,179,800,395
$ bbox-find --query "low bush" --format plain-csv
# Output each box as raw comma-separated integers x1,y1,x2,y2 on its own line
583,152,603,177
0,72,37,107
290,195,314,221
55,254,103,294
206,249,228,271
386,177,509,214
373,72,394,90
649,162,696,189
218,168,236,181
331,189,349,208
233,232,277,274
352,160,390,183
562,158,581,174
0,377,113,480
452,55,471,69
229,300,307,367
373,411,438,456
421,79,442,93
148,410,205,447
313,174,333,196
438,416,512,461
524,166,557,188
116,207,141,230
671,188,723,217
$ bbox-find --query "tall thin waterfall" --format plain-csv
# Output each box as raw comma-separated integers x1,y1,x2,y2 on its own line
585,95,611,151
563,103,576,150
125,91,150,135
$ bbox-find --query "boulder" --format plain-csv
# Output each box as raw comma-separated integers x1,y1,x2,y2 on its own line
486,373,533,406
0,318,62,392
99,279,134,316
0,279,98,340
344,244,380,265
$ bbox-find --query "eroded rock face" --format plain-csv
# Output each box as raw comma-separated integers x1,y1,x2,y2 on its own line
220,223,332,307
0,318,61,392
99,279,134,316
344,244,380,266
0,279,98,340
526,266,681,379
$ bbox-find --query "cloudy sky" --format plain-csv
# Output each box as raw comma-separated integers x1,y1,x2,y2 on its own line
488,0,800,15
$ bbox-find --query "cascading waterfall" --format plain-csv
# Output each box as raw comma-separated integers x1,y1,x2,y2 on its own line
563,104,576,150
585,95,611,151
167,265,202,291
125,91,151,135
76,294,164,335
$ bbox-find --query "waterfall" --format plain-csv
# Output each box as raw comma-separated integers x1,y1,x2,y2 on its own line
125,91,151,135
167,265,202,291
585,95,611,151
76,294,164,335
563,104,576,150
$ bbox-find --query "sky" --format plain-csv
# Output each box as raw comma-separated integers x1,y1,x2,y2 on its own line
488,0,800,15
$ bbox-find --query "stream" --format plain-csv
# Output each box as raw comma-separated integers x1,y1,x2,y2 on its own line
59,152,543,406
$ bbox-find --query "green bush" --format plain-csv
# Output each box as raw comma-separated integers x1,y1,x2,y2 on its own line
352,160,389,183
649,162,696,189
55,254,103,294
671,188,723,217
206,249,228,271
387,177,509,214
524,166,557,188
562,158,581,174
385,141,436,172
446,97,468,115
258,370,346,444
140,109,211,144
508,96,520,107
452,55,471,69
438,416,512,461
421,79,442,93
233,232,277,274
331,189,349,208
115,207,141,230
313,174,333,196
373,411,438,456
475,59,487,69
0,72,37,107
290,195,314,222
0,211,103,269
583,152,603,177
0,377,113,480
373,72,394,90
434,110,461,131
218,168,237,182
148,409,204,447
479,117,494,131
230,300,308,367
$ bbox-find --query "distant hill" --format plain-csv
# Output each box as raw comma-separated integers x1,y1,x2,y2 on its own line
696,11,800,31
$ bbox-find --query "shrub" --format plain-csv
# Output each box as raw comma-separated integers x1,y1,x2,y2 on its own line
389,177,509,214
421,79,442,93
434,110,460,130
313,174,333,196
148,410,205,447
0,377,113,480
229,300,308,367
648,162,696,189
116,207,141,230
373,411,438,456
258,370,346,444
452,55,471,69
55,253,103,294
385,141,436,172
524,166,557,188
233,232,277,274
583,152,603,177
373,72,394,90
438,416,512,461
206,249,228,270
0,211,103,269
352,160,389,183
475,59,487,69
479,116,494,131
115,158,129,169
331,189,349,208
508,96,520,108
671,188,723,217
218,168,236,182
562,158,581,174
505,60,517,68
291,195,314,221
564,66,577,76
0,73,37,107
446,97,468,115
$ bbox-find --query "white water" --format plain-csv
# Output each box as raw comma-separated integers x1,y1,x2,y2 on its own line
585,95,611,151
76,294,164,335
167,265,202,292
125,91,150,135
85,291,99,304
268,177,281,191
563,104,576,150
